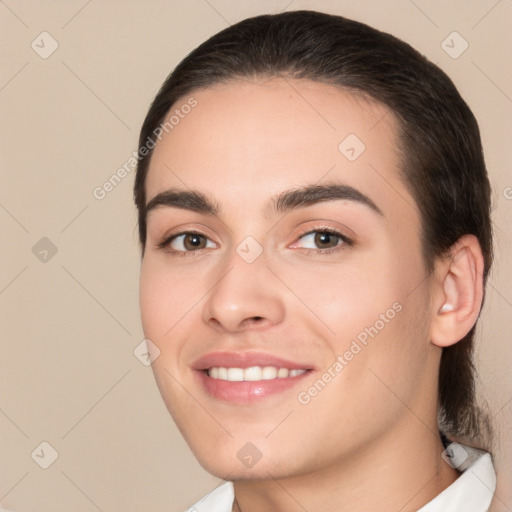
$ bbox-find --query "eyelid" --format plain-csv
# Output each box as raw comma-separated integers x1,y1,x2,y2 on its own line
289,225,354,251
156,224,354,256
156,228,217,253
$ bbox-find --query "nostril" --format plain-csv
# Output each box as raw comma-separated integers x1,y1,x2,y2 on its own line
244,316,264,326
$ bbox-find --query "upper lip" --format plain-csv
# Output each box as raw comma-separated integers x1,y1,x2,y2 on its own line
192,351,314,371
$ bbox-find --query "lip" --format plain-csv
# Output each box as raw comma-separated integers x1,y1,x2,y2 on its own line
192,351,313,371
191,351,314,404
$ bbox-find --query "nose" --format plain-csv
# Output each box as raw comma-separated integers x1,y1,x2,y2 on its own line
202,248,285,333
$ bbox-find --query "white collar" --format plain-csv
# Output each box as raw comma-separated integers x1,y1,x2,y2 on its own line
418,443,495,511
188,442,496,512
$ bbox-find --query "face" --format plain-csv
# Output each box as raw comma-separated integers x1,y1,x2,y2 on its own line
139,78,439,480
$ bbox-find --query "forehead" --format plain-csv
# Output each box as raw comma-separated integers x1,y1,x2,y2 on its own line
145,77,411,217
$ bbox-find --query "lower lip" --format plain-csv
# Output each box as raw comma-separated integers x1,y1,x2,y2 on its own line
196,370,311,404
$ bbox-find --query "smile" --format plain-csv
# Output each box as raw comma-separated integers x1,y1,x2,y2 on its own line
207,366,307,381
192,351,314,404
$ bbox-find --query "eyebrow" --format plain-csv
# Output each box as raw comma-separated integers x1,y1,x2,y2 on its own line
144,182,383,219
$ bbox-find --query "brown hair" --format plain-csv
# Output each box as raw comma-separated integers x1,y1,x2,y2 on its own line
134,10,493,447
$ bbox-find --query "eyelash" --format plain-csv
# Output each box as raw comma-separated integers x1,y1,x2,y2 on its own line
289,227,353,256
156,227,353,258
156,230,214,258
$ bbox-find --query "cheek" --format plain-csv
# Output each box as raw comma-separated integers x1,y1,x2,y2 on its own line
139,259,187,346
139,260,194,406
286,241,430,366
287,257,402,345
139,260,164,337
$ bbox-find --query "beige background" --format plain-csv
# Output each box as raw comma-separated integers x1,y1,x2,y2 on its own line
0,1,510,511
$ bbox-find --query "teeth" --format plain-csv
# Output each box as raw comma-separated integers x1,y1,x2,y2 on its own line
277,368,289,378
227,368,244,381
244,366,263,381
262,366,278,379
207,366,307,381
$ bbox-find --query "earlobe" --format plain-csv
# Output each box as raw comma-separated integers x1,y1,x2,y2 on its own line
430,235,485,348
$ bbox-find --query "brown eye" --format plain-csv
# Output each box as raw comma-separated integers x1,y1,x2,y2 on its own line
166,232,215,253
182,233,207,250
297,229,347,251
313,231,339,249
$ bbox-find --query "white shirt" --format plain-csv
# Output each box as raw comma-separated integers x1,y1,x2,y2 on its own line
186,443,496,512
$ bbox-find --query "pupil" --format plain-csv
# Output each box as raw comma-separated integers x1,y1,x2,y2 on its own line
186,234,203,249
316,232,334,247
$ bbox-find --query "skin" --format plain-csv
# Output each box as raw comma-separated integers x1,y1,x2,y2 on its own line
139,77,484,511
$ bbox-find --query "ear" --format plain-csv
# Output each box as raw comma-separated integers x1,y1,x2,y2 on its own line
430,234,485,348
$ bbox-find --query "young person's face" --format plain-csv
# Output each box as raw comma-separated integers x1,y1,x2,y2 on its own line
139,78,441,479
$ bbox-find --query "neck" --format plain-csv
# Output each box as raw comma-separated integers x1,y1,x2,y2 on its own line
232,421,460,512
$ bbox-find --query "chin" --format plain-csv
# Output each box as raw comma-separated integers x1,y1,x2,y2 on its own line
187,437,306,482
197,455,293,481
